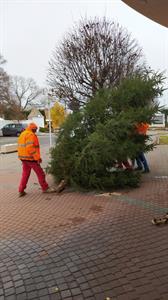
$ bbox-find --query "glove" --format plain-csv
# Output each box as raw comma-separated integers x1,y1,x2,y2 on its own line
37,158,42,164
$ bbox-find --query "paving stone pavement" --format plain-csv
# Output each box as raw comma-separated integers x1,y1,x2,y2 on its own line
0,145,168,300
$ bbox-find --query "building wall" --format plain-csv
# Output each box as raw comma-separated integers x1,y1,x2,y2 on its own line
28,116,44,128
150,113,165,128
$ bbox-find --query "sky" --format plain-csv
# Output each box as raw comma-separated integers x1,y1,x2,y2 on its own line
0,0,168,105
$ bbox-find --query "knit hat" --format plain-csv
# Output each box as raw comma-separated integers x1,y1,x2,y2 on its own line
27,122,38,130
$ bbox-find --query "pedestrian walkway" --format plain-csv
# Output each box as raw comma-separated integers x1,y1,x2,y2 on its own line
0,145,168,300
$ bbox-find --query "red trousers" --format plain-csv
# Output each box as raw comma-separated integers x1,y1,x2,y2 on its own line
118,160,133,170
19,160,49,192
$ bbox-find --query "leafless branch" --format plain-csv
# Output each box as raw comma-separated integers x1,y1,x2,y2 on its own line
47,18,145,111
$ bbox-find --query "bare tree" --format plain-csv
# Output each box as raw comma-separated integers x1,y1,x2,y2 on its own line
47,18,145,111
0,54,15,117
0,54,6,66
0,55,10,104
10,76,42,110
0,55,42,119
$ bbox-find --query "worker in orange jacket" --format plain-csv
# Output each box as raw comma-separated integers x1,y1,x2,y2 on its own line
136,122,149,135
135,122,150,173
18,122,56,197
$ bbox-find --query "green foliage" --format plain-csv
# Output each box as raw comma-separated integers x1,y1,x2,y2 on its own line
50,112,88,181
159,136,168,145
39,127,49,133
49,74,164,190
110,74,162,114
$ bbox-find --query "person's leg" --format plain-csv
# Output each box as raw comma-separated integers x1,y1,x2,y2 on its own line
31,162,49,191
135,156,143,170
139,152,150,172
19,161,31,193
117,161,124,169
122,160,133,170
131,158,136,168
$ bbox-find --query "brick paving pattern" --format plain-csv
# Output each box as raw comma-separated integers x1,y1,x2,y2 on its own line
0,145,168,300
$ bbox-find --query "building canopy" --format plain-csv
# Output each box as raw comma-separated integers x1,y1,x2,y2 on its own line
122,0,168,28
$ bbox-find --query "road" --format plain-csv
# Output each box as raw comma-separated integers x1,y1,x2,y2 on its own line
0,133,56,147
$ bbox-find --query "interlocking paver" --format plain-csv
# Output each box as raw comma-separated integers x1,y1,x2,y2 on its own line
4,288,15,297
4,296,16,300
27,291,38,299
16,294,27,300
0,144,168,300
61,290,72,298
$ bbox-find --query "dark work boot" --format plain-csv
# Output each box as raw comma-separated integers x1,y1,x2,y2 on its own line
142,169,150,173
135,167,143,171
19,191,27,197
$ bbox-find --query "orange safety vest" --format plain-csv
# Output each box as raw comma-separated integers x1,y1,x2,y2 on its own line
136,123,149,135
18,128,41,161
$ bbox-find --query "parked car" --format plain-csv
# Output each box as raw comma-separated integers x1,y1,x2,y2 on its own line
2,123,27,136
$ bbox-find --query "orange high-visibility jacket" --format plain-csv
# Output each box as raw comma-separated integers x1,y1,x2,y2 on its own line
18,128,41,161
136,123,149,135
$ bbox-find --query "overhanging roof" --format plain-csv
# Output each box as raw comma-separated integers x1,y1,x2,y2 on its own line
122,0,168,28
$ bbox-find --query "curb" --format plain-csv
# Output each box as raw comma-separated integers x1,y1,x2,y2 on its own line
0,143,17,154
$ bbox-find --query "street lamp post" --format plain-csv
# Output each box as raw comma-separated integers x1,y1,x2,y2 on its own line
43,88,53,148
47,92,52,148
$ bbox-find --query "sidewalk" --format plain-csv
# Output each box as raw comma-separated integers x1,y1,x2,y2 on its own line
0,145,168,300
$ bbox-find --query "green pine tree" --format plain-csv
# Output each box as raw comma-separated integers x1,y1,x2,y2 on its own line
49,73,164,190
